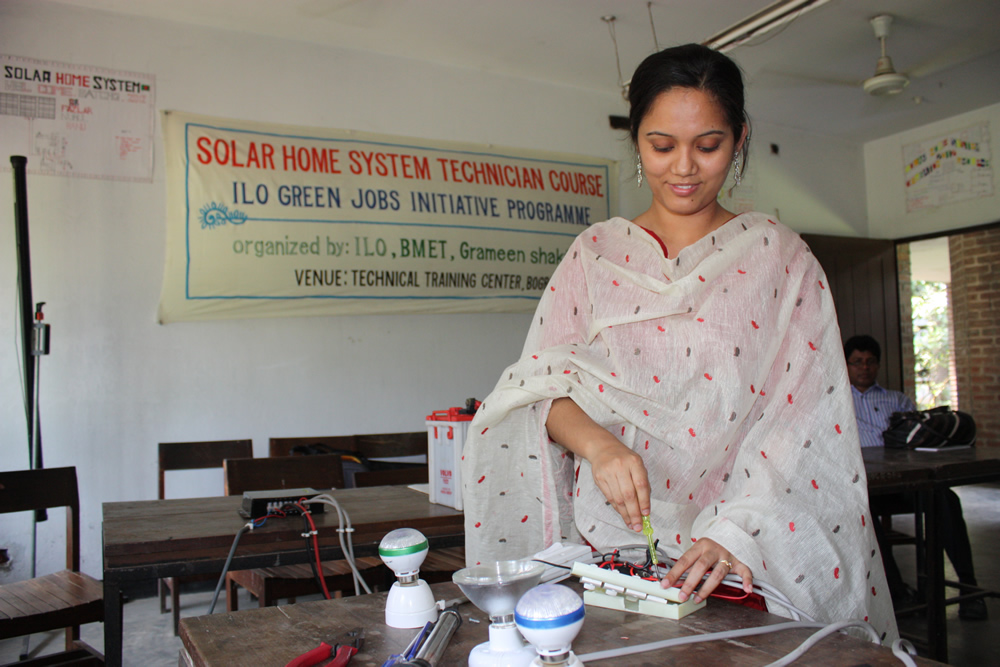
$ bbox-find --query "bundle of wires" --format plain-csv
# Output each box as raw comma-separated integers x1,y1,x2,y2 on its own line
572,544,919,666
207,493,372,615
596,548,660,581
299,493,373,597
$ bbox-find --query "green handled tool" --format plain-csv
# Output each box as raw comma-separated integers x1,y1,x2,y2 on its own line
642,515,661,580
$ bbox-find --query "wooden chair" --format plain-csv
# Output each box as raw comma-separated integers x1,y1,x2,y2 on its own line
354,431,429,458
223,455,384,610
354,467,427,488
268,435,357,458
873,491,928,608
270,432,428,487
223,454,345,496
158,438,252,635
269,432,428,458
323,431,459,581
0,467,104,662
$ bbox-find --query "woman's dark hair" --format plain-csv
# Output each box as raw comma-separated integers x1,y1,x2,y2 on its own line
628,44,750,170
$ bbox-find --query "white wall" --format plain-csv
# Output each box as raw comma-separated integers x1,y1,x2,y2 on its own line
735,121,869,236
620,121,869,236
865,102,1000,239
0,0,873,580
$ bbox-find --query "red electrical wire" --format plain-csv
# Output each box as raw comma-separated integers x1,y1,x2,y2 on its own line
296,502,331,600
597,550,755,600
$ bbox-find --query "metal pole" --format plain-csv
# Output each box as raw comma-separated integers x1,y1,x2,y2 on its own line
11,156,43,662
11,156,37,468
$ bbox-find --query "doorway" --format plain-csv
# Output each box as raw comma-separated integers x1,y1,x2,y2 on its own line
904,237,957,410
897,224,1000,445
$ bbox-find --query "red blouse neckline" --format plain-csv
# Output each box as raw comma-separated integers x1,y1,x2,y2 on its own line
638,225,669,258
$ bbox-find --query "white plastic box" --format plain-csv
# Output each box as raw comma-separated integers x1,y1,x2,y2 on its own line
425,407,474,510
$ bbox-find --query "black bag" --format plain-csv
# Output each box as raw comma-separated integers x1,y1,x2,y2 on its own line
883,406,977,449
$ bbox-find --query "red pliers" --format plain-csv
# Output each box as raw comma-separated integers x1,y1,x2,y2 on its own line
285,628,364,667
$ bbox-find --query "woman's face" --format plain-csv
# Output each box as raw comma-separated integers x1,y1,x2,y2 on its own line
637,87,744,220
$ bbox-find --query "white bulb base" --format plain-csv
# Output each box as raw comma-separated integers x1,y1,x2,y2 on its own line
467,622,536,667
530,654,583,667
385,579,438,628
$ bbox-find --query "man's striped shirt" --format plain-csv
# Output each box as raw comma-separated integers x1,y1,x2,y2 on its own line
851,383,916,448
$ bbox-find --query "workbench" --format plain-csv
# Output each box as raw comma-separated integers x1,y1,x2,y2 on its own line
179,581,943,666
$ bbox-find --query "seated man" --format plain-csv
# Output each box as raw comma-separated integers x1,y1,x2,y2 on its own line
845,335,986,620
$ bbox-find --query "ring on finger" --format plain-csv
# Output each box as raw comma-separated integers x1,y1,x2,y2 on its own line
718,559,733,570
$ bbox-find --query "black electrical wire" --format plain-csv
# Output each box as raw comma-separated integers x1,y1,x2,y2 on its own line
208,523,251,614
532,558,573,570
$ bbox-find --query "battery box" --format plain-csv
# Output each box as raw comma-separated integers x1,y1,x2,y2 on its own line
426,407,474,510
238,488,326,519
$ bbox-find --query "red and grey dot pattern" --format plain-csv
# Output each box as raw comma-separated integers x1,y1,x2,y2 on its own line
461,213,896,641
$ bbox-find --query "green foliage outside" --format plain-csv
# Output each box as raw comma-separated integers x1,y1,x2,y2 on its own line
911,280,952,409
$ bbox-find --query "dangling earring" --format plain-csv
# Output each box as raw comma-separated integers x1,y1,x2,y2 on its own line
732,151,742,186
636,157,643,188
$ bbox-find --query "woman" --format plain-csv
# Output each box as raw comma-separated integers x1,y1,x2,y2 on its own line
462,44,896,638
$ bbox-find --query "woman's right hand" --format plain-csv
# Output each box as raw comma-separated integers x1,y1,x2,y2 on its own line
546,397,651,532
588,438,651,532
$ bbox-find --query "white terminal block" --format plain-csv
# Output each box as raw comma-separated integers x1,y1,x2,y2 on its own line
570,562,706,620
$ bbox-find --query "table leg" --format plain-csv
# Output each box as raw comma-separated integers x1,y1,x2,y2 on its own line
923,487,947,663
103,578,124,667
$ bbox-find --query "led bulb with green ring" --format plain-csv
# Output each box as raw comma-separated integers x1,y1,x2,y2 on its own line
379,527,429,577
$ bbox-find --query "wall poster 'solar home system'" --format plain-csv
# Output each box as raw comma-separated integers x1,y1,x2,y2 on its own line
159,111,618,322
1,53,155,182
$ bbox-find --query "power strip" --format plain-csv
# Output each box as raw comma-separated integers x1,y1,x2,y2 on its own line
238,488,326,519
571,561,706,620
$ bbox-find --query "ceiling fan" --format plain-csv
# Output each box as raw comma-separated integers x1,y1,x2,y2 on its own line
756,10,1000,101
862,14,909,96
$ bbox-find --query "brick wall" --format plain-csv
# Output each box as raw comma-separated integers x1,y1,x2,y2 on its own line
896,244,917,402
949,227,1000,445
946,286,959,410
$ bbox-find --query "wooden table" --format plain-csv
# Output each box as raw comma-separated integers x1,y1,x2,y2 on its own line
863,445,1000,490
862,445,1000,663
179,581,943,666
102,486,463,667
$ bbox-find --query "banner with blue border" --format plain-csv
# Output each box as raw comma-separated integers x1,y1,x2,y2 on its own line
159,110,617,322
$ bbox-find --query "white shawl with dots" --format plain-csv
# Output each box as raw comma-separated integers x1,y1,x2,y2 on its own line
461,212,897,639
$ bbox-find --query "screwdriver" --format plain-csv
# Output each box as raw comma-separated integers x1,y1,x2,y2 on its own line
642,515,661,581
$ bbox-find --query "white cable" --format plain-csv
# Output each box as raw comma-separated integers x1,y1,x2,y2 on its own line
891,639,919,667
763,620,882,666
307,494,368,595
639,557,814,622
586,547,903,665
722,573,815,622
577,621,824,662
306,494,372,595
578,619,888,664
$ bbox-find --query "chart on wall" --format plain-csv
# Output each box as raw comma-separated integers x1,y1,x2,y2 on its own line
0,54,155,182
158,111,617,322
903,121,993,213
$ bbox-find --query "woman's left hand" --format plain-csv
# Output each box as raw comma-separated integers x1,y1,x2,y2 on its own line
660,537,753,603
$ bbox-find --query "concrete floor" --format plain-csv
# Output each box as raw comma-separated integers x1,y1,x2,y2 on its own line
2,483,997,666
893,482,1000,665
